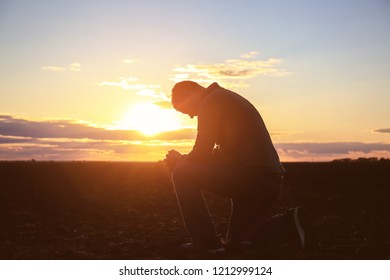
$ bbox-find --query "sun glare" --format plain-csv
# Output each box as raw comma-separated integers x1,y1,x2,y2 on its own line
116,103,181,135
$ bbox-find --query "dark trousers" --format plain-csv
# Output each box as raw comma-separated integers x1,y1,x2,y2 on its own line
171,161,282,243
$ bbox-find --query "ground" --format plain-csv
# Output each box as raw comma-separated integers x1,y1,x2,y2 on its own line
0,161,389,259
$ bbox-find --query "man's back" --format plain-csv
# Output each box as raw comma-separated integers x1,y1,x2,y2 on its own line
193,83,285,174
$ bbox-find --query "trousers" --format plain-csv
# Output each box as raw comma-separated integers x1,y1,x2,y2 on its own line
171,161,282,243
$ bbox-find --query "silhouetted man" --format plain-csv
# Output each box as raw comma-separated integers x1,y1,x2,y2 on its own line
164,81,304,253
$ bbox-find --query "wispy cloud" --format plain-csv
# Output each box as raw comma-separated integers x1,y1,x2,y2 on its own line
373,128,390,133
1,115,390,162
0,115,195,161
0,115,194,141
277,142,390,155
69,63,81,72
240,51,259,59
171,51,290,88
0,137,193,161
41,66,66,71
276,142,390,161
99,77,139,89
100,77,169,100
42,63,81,72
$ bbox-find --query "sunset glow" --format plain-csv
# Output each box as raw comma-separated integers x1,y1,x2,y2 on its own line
0,1,389,161
114,103,182,136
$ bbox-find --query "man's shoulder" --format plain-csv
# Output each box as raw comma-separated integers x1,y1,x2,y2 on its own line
199,87,227,112
204,85,236,103
206,87,252,110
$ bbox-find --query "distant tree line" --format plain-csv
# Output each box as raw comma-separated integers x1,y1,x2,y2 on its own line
332,157,390,163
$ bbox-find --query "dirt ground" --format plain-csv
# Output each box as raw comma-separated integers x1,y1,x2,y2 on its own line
0,161,389,259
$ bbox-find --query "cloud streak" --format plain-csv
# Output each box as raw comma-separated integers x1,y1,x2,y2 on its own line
276,142,390,155
41,66,66,71
69,63,81,72
2,115,389,162
0,115,196,161
171,51,290,88
0,115,194,141
373,128,390,133
275,142,390,161
100,77,169,100
42,63,81,72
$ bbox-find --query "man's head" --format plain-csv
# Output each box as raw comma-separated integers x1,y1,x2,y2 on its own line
171,81,206,118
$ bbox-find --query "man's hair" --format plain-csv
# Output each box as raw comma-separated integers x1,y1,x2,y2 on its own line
171,81,204,106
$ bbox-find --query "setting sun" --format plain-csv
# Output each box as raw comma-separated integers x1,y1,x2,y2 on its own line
115,103,181,135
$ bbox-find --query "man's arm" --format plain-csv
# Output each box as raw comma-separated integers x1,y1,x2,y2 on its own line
186,100,221,162
164,150,186,169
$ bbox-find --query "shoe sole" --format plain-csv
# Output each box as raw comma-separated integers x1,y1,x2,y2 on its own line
294,207,305,249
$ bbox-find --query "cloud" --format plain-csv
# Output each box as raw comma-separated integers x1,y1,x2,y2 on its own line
276,142,390,154
0,138,193,161
99,77,139,89
0,115,139,140
171,51,290,88
0,115,196,161
41,66,66,71
2,115,389,161
240,51,259,59
69,63,81,72
0,135,35,144
100,77,169,100
373,128,390,133
275,142,390,161
0,115,194,141
41,62,81,72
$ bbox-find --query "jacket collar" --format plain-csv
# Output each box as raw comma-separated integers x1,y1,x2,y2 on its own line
203,82,220,96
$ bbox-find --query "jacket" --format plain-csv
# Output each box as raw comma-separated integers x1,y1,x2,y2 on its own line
186,82,286,174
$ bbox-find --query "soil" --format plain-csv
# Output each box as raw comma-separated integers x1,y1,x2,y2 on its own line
1,161,389,259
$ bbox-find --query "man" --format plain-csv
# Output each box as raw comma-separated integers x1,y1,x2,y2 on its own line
164,81,304,253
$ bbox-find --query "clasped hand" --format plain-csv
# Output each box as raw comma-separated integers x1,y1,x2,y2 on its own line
163,149,183,169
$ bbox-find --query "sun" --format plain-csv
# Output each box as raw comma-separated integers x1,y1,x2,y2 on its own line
116,103,182,135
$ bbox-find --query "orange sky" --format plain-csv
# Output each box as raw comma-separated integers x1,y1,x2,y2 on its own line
1,1,389,161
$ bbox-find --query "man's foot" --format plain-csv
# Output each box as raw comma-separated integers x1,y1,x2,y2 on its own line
219,235,254,252
225,206,308,251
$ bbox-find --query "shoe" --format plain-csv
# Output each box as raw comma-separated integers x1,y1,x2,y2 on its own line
220,237,255,254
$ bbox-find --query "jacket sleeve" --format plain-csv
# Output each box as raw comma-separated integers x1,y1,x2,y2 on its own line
186,99,220,162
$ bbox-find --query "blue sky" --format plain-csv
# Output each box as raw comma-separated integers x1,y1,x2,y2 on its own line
1,0,389,161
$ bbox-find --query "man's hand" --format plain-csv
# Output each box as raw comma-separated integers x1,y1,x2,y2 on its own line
164,150,184,170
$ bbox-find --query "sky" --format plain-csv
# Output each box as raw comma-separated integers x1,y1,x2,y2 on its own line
1,0,390,161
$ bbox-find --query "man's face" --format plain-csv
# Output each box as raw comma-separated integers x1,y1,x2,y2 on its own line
173,96,198,119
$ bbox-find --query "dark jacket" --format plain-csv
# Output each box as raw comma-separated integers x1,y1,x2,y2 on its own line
187,82,285,174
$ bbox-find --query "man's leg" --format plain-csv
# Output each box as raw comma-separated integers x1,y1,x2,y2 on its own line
172,161,281,246
227,174,282,244
244,206,307,249
171,162,217,244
